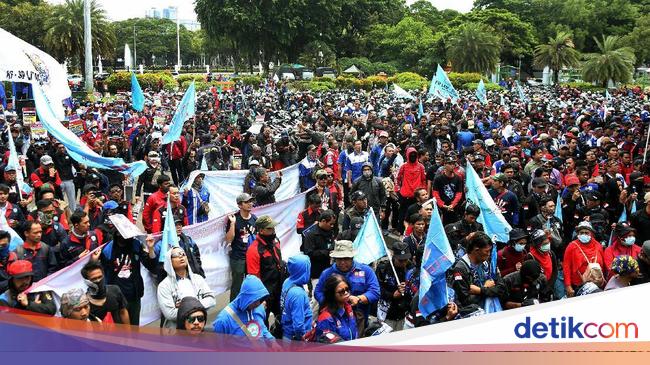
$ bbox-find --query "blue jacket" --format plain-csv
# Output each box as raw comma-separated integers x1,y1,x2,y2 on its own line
183,185,210,225
280,254,313,340
456,130,475,152
315,303,358,342
212,275,275,339
299,156,319,191
369,143,385,174
314,261,380,320
345,151,370,183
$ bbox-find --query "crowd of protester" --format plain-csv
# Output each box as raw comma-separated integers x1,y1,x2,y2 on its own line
0,77,649,342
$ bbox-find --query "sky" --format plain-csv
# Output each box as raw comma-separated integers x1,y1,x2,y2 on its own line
47,0,473,22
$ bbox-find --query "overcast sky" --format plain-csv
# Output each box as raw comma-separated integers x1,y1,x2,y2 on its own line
47,0,473,22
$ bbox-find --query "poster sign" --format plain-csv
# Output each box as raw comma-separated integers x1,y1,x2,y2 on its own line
22,107,36,126
30,121,48,139
68,114,85,136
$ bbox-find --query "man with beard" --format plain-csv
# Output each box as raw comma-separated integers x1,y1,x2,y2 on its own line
0,260,56,315
81,260,130,324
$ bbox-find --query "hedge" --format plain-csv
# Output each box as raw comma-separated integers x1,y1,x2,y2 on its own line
560,82,605,91
388,72,427,90
448,72,486,88
105,72,177,93
288,80,336,92
463,82,503,91
176,74,207,84
365,75,387,89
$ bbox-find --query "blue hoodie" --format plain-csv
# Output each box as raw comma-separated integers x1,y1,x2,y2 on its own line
280,254,313,340
212,275,275,339
314,261,380,321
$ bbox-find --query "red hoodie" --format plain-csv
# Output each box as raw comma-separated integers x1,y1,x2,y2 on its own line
396,147,426,198
563,238,605,287
603,237,641,279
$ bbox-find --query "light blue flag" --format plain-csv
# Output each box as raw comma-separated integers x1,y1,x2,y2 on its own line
159,197,180,263
515,81,528,103
0,212,23,251
476,79,487,104
353,208,387,265
200,154,208,170
418,203,455,318
605,89,612,102
631,201,637,215
428,64,459,102
393,84,414,100
5,129,31,195
465,162,512,242
162,81,196,145
131,73,144,112
32,84,147,177
554,194,563,223
418,99,424,119
483,243,503,313
500,93,504,106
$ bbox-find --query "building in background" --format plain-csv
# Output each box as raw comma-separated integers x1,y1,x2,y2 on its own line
144,6,200,31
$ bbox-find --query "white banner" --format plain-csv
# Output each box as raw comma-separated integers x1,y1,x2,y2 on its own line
182,163,301,218
29,191,308,325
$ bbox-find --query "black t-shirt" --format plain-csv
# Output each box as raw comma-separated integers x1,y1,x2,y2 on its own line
227,212,257,260
433,173,463,205
89,285,128,323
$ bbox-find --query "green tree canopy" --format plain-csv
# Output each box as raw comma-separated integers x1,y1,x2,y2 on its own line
533,31,581,83
446,23,501,73
0,1,52,50
582,35,636,86
43,0,115,76
622,14,650,66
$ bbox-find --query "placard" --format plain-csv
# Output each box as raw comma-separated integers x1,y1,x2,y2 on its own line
22,107,36,126
30,121,47,139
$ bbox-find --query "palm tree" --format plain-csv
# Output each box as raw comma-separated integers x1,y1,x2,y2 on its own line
533,31,581,84
582,35,636,87
44,0,115,78
446,23,501,73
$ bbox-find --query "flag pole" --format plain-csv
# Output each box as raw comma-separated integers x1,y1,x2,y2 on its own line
372,207,401,286
644,123,650,165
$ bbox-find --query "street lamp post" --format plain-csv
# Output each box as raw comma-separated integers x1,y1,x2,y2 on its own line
83,0,93,93
152,55,156,71
518,55,523,82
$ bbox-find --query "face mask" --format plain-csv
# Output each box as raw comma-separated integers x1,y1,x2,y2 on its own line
539,243,551,252
260,233,276,243
578,234,591,244
91,128,98,133
38,211,54,226
514,243,526,253
363,170,372,178
84,278,107,299
623,236,636,246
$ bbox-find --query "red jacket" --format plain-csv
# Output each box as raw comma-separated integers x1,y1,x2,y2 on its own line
30,167,62,189
166,136,188,160
497,246,528,277
563,238,605,287
142,190,167,233
603,238,641,279
150,203,188,233
396,147,426,198
82,131,102,148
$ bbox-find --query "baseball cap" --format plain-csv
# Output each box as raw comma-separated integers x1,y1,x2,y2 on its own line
350,190,367,201
209,124,217,131
391,242,412,260
40,155,53,166
485,139,496,147
236,193,253,204
249,160,260,167
532,178,547,188
349,217,364,232
491,173,507,183
473,154,485,161
509,228,528,242
530,229,547,245
565,174,579,186
255,215,278,230
379,131,389,138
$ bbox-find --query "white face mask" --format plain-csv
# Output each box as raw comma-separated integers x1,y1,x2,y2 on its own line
578,234,591,244
623,236,636,246
539,243,551,252
514,243,526,253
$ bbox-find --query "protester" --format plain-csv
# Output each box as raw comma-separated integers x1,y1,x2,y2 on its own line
501,260,551,309
81,260,130,324
0,259,56,315
605,255,640,290
375,242,412,331
226,193,257,301
315,274,358,342
563,222,606,297
60,288,100,322
280,254,313,341
176,297,207,335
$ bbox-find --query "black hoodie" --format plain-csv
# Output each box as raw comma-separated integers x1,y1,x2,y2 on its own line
176,296,207,331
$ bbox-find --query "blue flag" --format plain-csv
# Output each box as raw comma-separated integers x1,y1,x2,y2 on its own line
554,194,563,223
515,81,528,103
0,82,6,109
418,99,424,119
0,210,23,251
131,73,144,112
159,197,180,263
32,84,147,177
353,208,387,265
631,201,637,215
418,203,455,318
162,81,196,145
465,162,512,242
393,84,414,100
200,154,208,170
483,244,503,313
428,64,459,102
475,79,487,104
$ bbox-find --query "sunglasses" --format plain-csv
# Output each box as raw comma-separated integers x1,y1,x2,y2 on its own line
336,287,350,295
317,176,328,180
186,315,205,324
171,251,186,259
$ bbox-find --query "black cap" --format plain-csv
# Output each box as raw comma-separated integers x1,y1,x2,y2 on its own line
532,178,547,188
509,228,528,242
392,242,412,260
520,260,541,281
350,190,367,201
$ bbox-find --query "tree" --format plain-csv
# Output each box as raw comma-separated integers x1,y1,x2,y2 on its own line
622,14,650,65
43,0,115,75
582,35,636,86
446,23,501,73
0,2,52,49
298,41,336,68
364,16,437,72
533,31,581,83
446,9,537,66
